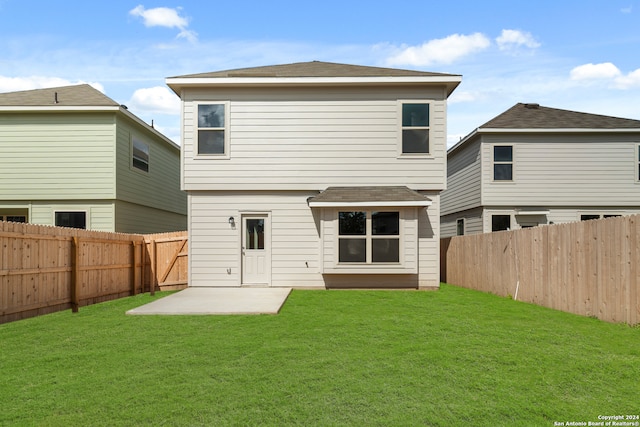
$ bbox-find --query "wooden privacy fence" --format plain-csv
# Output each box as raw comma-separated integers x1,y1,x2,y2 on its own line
1,221,188,324
441,215,640,325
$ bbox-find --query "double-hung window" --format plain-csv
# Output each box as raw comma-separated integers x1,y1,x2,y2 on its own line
197,103,228,156
132,136,149,172
493,146,513,181
400,103,430,155
338,211,400,263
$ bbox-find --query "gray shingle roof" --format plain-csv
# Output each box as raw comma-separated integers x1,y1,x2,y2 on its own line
308,186,431,205
170,60,460,79
481,103,640,129
0,84,119,107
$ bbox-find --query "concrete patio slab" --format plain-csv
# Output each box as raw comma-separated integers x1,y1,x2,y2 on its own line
126,287,292,316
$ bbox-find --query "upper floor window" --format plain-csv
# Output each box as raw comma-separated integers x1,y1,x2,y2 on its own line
197,103,228,156
132,136,149,173
338,211,400,263
401,103,430,155
493,146,513,181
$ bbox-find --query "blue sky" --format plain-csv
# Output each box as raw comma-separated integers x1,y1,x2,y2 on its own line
1,0,639,145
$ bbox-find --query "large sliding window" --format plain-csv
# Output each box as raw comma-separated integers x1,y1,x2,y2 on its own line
55,212,86,229
338,211,400,263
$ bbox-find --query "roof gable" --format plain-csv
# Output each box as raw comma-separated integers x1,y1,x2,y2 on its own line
169,60,459,79
481,103,640,130
0,84,119,107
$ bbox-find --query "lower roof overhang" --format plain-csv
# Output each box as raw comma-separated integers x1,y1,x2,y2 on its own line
307,186,432,208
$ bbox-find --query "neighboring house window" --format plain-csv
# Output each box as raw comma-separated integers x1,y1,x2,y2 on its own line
491,215,510,232
132,137,149,172
197,103,228,156
55,212,86,229
401,103,430,154
637,145,640,181
1,215,26,223
493,146,513,181
581,214,621,221
338,211,400,263
456,218,464,236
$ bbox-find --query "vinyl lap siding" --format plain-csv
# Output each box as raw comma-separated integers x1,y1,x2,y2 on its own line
189,191,324,288
481,134,640,206
30,201,115,231
181,87,448,191
0,113,115,200
441,138,482,215
115,117,186,216
114,200,187,234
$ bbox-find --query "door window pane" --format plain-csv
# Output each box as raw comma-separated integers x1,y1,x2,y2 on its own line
372,239,399,263
339,239,366,263
246,219,264,250
372,212,399,235
339,212,366,235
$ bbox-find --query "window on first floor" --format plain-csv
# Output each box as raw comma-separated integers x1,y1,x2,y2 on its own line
491,215,511,232
1,215,26,223
55,212,86,229
581,214,622,221
456,218,464,236
338,210,400,263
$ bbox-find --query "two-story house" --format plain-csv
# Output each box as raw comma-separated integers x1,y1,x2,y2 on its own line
0,84,187,233
441,103,640,237
167,61,461,289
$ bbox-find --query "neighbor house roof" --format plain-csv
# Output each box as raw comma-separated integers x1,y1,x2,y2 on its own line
307,186,432,208
448,103,640,156
481,103,640,129
0,84,119,107
167,61,462,96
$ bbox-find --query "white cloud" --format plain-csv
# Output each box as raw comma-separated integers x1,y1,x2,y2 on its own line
0,76,104,93
614,68,640,88
621,5,633,13
128,86,180,115
129,5,197,42
496,29,540,51
386,33,491,66
570,62,622,80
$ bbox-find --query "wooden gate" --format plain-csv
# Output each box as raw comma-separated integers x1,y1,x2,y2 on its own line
146,231,188,291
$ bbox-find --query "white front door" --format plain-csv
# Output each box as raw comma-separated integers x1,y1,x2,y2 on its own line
241,214,270,286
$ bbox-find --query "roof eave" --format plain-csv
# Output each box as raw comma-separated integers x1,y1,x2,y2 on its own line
308,200,433,208
166,75,462,96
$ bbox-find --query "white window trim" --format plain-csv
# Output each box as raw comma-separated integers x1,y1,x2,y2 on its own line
194,101,231,160
336,210,404,266
397,100,432,158
130,134,150,174
492,144,514,182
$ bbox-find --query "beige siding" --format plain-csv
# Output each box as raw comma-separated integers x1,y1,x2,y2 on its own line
0,113,116,199
418,192,441,288
481,133,640,206
115,116,187,216
441,138,482,215
441,207,483,237
181,86,448,191
114,200,187,234
189,191,325,288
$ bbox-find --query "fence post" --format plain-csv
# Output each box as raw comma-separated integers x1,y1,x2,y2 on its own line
131,241,138,296
150,239,156,296
70,237,80,313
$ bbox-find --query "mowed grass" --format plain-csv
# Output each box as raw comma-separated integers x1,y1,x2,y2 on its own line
1,284,638,426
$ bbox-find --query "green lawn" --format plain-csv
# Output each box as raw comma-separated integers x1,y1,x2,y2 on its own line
1,284,638,426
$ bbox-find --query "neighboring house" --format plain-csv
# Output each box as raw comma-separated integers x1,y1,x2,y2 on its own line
166,61,461,288
0,84,187,233
441,103,640,237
